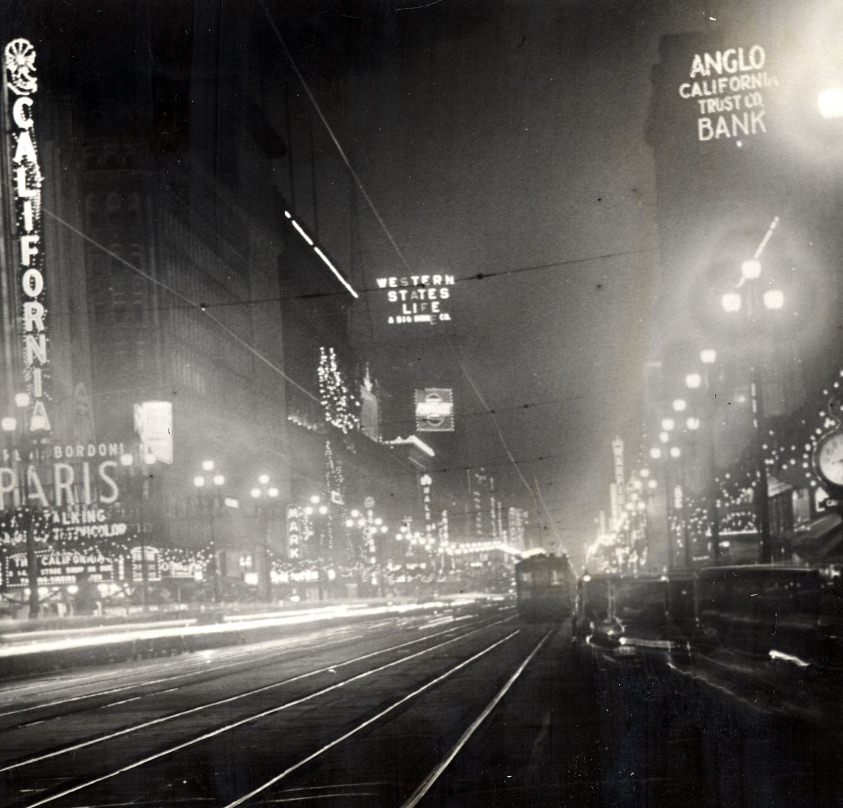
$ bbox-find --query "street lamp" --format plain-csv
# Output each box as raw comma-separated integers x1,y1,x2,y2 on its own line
763,289,785,310
345,501,389,597
666,444,695,569
2,392,42,618
721,291,742,313
194,460,226,603
120,450,157,611
684,349,722,565
721,261,785,563
649,445,681,570
301,493,329,601
250,475,280,602
700,348,717,366
818,84,843,119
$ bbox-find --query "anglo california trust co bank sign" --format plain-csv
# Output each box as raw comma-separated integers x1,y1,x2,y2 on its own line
677,45,779,144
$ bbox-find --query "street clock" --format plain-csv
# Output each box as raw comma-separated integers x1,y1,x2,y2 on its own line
814,429,843,490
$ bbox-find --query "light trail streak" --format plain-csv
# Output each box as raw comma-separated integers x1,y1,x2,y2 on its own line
221,630,521,808
0,628,364,720
0,601,453,659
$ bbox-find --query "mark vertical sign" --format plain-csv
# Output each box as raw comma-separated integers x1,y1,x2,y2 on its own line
4,39,50,433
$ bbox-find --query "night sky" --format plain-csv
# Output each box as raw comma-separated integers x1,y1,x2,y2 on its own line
269,0,717,562
23,0,834,566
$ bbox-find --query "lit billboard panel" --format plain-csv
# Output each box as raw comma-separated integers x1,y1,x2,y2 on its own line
415,388,454,432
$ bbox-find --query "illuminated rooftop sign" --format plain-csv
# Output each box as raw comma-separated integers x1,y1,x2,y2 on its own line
376,274,454,325
677,45,778,144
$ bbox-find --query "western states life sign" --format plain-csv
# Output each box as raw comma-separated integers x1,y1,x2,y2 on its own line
677,45,778,143
376,274,454,325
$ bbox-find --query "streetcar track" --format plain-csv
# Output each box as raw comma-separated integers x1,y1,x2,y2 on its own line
401,627,554,807
221,630,522,808
4,616,510,785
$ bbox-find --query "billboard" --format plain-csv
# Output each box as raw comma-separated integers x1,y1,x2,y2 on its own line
4,549,121,587
134,401,173,464
415,388,454,432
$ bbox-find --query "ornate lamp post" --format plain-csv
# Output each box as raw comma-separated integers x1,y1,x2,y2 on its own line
119,449,157,611
649,440,683,571
193,460,226,603
346,501,388,596
2,392,42,618
686,348,722,565
671,399,694,570
302,494,329,601
722,255,785,563
249,474,280,602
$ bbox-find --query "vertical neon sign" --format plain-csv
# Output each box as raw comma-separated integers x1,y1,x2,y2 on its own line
4,38,50,433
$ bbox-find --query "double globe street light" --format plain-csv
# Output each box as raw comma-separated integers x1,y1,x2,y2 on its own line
119,449,157,611
685,348,722,564
721,255,785,563
193,460,226,603
346,505,388,596
250,475,280,602
1,391,41,618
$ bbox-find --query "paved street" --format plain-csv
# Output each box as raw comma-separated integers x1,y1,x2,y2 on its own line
0,604,594,808
4,604,843,807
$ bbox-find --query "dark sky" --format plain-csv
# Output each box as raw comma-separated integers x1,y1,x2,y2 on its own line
272,0,703,561
271,0,841,566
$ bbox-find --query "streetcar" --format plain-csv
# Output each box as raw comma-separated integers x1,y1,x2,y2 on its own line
514,553,576,622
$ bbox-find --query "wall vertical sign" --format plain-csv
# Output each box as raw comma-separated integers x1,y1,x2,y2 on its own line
4,39,50,433
612,436,625,514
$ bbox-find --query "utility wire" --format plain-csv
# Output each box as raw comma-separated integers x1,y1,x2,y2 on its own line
534,476,564,549
446,337,540,505
257,0,414,276
37,246,653,320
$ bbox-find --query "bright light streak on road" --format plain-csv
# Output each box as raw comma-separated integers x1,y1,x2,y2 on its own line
0,600,475,659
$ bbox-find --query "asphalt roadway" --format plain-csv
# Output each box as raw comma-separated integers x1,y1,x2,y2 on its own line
1,602,841,808
0,604,603,808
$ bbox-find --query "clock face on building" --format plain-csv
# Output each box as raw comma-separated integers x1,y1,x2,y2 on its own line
815,431,843,489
